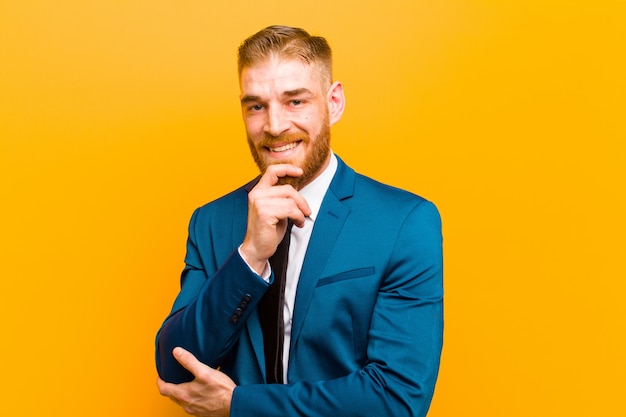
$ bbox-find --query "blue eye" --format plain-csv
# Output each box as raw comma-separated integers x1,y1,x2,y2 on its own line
291,100,302,106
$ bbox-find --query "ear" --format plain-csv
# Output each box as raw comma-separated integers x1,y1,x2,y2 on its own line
326,81,346,126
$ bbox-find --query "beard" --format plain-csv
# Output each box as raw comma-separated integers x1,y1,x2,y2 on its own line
247,116,331,190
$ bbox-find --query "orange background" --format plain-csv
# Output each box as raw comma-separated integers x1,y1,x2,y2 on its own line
1,1,624,416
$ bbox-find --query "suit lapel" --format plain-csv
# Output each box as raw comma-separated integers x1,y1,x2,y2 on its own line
236,162,356,376
290,157,355,349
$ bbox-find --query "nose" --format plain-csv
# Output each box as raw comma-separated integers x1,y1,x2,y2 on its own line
264,105,290,137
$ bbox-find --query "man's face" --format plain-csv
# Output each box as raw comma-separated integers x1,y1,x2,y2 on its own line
240,57,332,189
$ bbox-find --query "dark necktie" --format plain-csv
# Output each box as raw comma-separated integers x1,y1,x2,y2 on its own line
258,221,293,384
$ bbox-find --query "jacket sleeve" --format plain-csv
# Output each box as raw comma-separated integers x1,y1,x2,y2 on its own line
155,207,271,383
231,200,444,417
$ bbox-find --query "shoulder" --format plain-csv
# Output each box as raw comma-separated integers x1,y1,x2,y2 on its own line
334,155,430,205
328,157,440,235
354,173,440,228
354,172,426,203
348,166,436,213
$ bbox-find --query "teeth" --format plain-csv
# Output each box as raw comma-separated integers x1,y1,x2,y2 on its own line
269,142,298,152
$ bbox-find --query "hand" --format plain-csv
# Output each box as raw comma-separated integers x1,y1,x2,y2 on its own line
240,164,311,273
157,347,236,417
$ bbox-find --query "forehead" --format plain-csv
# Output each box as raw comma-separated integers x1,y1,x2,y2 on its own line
239,57,323,96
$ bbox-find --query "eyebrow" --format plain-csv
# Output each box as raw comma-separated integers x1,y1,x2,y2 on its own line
240,95,261,105
282,88,313,98
240,88,314,105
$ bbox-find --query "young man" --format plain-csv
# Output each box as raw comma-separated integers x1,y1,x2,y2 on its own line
156,25,443,417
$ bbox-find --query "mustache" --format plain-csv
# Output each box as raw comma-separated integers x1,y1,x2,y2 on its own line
258,131,309,148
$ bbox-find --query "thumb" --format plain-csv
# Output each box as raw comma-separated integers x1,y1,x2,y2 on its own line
172,347,203,376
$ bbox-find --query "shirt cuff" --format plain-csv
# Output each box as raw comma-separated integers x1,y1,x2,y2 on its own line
237,245,271,282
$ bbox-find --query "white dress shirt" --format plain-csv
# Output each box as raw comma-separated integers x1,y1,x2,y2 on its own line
240,152,338,383
282,152,337,382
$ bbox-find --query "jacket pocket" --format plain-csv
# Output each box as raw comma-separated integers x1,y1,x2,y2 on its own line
316,266,375,287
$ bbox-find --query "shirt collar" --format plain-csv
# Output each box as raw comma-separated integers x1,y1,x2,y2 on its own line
298,151,337,222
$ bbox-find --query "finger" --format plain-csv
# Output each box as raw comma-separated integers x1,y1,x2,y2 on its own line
249,183,312,224
258,192,311,228
285,200,309,228
291,193,312,222
172,347,204,377
278,187,311,223
157,377,187,410
273,187,312,218
156,376,166,393
157,376,176,398
257,164,303,187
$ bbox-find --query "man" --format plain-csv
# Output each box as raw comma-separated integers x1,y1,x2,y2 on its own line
156,25,443,417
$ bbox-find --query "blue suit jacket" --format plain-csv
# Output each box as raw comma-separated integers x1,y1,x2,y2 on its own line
156,156,443,417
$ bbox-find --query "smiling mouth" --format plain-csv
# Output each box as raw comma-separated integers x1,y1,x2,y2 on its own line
267,141,300,153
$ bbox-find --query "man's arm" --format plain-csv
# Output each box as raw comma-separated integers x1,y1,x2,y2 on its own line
233,200,444,417
157,348,235,417
159,200,443,417
155,207,271,383
156,164,312,383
